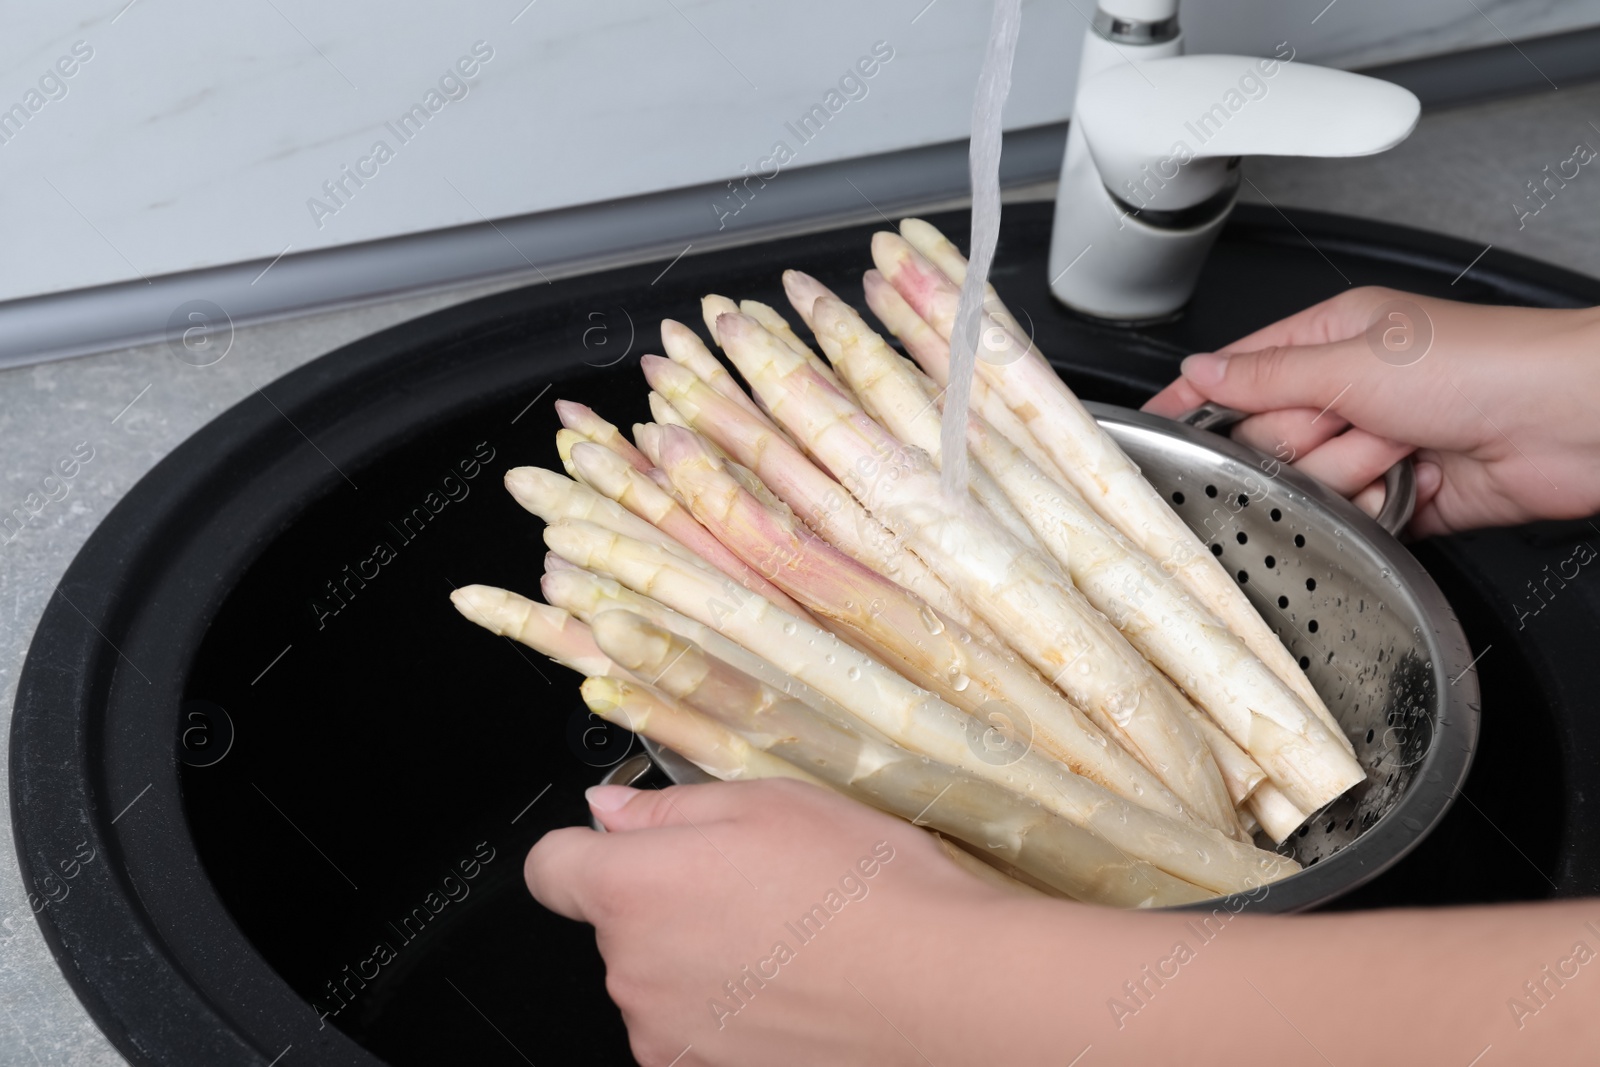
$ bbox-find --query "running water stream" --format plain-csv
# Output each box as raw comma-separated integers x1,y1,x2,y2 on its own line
939,0,1023,501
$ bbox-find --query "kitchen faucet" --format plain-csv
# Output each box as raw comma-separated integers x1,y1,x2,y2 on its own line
1048,0,1421,321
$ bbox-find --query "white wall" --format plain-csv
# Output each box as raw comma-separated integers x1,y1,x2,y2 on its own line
3,0,1594,304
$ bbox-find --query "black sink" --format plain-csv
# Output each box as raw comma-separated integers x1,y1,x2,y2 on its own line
13,202,1600,1067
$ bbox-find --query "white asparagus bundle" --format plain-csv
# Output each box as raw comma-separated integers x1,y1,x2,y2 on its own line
873,225,1352,754
640,353,1002,646
546,519,1296,891
449,584,819,785
566,439,808,618
652,423,1196,823
714,311,1244,839
590,609,1215,906
809,289,1362,816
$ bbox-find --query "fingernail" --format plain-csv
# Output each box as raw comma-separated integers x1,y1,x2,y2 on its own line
1180,352,1230,387
585,785,638,812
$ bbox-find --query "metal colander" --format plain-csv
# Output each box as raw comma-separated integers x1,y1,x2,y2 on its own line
613,402,1481,912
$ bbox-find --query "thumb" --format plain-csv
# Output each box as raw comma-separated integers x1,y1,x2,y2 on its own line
1179,338,1371,416
585,782,731,833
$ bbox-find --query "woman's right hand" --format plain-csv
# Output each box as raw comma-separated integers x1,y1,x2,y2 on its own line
1142,286,1600,537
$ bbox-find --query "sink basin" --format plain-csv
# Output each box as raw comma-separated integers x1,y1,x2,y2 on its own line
13,201,1600,1066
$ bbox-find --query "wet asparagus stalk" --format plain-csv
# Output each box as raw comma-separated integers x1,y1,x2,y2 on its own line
589,608,1218,907
873,224,1352,754
810,288,1362,816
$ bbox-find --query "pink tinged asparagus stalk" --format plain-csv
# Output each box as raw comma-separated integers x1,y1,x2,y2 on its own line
540,564,890,744
447,584,817,784
503,466,717,575
768,320,1279,813
546,520,1294,891
639,353,994,642
588,609,1220,907
655,424,1198,824
567,441,809,618
804,291,1042,551
872,229,1350,753
715,311,1245,840
555,400,652,473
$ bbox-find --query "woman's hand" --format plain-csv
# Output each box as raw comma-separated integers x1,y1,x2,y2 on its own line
525,778,1030,1066
1143,286,1600,537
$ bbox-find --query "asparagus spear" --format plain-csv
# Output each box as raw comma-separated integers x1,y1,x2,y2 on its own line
653,423,1199,823
448,584,817,785
504,466,718,576
640,353,998,644
567,440,808,618
589,609,1220,907
715,312,1244,839
555,399,653,473
547,519,1295,891
872,228,1351,753
1248,783,1311,845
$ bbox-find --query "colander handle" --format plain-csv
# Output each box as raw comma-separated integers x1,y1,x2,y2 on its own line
1176,403,1417,535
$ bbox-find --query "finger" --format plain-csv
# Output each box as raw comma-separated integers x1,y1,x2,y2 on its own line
1231,407,1348,459
1351,477,1386,520
524,826,607,922
587,781,742,834
1293,428,1415,498
1414,457,1443,506
1179,337,1375,417
1219,287,1390,354
1141,376,1210,418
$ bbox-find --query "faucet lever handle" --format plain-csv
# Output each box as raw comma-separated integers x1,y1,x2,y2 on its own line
1077,55,1419,210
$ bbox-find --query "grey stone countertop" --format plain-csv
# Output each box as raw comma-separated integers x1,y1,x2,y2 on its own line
3,80,1599,1065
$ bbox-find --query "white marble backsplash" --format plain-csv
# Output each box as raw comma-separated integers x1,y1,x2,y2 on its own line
1,0,1595,305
